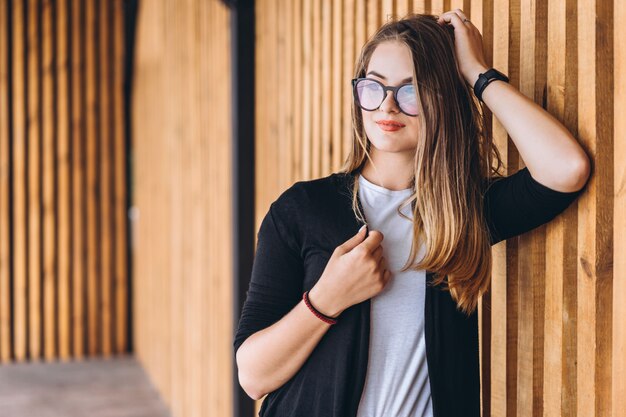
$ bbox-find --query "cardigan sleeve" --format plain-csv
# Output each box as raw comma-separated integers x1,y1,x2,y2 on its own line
483,166,587,245
233,201,304,356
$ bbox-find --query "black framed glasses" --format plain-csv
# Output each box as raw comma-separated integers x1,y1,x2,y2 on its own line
351,77,419,116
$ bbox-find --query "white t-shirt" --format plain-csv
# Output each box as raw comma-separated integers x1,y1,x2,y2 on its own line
355,173,434,417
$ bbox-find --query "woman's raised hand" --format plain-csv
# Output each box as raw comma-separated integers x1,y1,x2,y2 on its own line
307,225,392,318
436,9,489,86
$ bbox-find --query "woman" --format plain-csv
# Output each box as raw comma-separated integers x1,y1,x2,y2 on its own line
234,10,590,417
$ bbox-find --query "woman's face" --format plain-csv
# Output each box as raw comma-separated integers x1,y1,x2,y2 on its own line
361,40,420,155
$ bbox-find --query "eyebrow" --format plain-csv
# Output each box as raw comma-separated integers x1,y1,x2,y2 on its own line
366,71,413,83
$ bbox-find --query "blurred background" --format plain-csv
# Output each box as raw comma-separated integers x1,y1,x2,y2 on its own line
0,0,624,417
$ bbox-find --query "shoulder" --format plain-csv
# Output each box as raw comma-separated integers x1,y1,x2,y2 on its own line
270,171,352,212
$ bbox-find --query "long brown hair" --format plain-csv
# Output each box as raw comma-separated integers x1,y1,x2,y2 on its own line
339,13,505,315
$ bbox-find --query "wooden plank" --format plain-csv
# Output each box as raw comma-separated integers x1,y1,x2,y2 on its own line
302,0,312,179
285,0,295,180
489,0,512,414
293,0,302,178
543,0,572,415
275,0,287,186
593,0,613,415
430,0,445,15
167,1,184,414
614,0,626,414
27,0,41,361
367,0,379,38
113,0,127,355
576,1,598,413
382,0,393,21
42,0,57,361
512,1,541,415
12,0,27,363
198,2,211,414
71,0,85,360
0,0,12,363
396,0,410,17
85,0,99,356
57,0,71,361
99,0,113,357
321,0,331,175
341,0,355,161
331,0,342,171
472,3,491,415
577,0,613,415
311,0,320,178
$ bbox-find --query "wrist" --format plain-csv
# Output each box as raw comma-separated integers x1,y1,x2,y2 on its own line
308,285,342,319
467,65,489,86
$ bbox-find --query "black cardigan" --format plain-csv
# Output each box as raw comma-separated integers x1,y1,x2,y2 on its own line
234,167,585,417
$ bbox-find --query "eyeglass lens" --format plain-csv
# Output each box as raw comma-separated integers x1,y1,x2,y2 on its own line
355,79,418,116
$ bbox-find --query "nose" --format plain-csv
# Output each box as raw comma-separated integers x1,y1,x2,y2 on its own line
379,90,400,113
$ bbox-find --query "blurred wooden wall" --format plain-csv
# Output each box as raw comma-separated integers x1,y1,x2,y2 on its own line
0,0,129,363
131,0,232,416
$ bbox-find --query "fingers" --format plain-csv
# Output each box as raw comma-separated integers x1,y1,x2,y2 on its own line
360,229,384,252
437,8,472,29
337,224,369,254
372,245,383,262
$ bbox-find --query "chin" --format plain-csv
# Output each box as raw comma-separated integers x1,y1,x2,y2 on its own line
368,137,417,154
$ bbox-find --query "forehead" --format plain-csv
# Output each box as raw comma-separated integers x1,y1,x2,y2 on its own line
366,41,414,80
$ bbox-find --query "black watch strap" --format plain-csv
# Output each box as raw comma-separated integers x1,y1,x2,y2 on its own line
473,68,509,102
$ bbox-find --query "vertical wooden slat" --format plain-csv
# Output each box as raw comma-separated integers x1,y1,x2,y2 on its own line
199,2,211,413
27,0,41,361
0,0,12,363
311,0,321,178
367,0,379,37
331,0,342,171
168,0,184,414
341,0,355,160
57,0,71,361
513,0,541,415
85,0,99,356
544,0,579,416
382,0,393,21
396,0,410,17
577,0,614,416
577,1,599,412
474,3,491,417
614,0,626,414
285,0,294,181
489,0,512,415
12,0,28,363
113,0,127,355
302,0,312,179
321,0,331,175
71,0,87,358
71,0,86,360
98,0,112,357
293,0,302,178
42,0,57,361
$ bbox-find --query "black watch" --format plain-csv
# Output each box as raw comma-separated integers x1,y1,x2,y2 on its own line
473,68,509,102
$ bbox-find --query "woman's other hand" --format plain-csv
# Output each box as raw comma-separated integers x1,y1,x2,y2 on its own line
437,9,489,86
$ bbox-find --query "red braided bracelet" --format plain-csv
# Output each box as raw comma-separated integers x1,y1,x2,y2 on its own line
303,291,338,325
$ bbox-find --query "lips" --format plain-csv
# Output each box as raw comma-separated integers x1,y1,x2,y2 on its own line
376,120,405,127
376,120,405,131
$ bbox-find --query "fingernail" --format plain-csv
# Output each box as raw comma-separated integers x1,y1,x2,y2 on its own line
359,224,367,233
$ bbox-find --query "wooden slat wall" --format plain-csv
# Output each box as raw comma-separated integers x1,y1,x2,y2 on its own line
252,1,624,416
0,0,129,363
131,0,232,416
